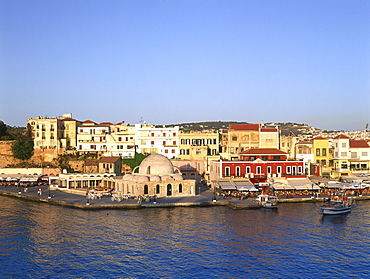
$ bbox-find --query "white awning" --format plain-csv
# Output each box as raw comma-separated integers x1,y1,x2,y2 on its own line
236,185,259,191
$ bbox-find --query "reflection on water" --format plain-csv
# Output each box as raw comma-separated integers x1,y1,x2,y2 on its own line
1,196,370,278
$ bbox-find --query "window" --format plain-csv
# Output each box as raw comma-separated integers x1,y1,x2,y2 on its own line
232,136,237,141
267,166,272,174
151,141,154,145
322,148,327,156
179,184,183,193
118,137,122,141
277,166,281,173
171,149,175,153
151,133,155,136
341,152,347,157
256,166,261,174
165,149,169,153
286,166,291,174
173,141,176,145
316,148,320,156
181,139,185,144
362,152,368,157
156,184,160,194
186,149,190,155
180,149,185,155
144,185,148,195
342,142,346,148
246,166,251,174
298,166,302,173
225,167,230,176
196,149,202,155
173,132,176,136
236,167,240,176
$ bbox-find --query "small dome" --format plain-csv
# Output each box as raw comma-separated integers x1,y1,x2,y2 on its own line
139,154,175,175
122,174,133,181
149,175,161,182
137,176,149,182
173,174,183,181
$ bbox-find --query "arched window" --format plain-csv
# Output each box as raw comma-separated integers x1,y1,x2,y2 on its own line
156,184,160,194
144,185,148,195
147,166,151,175
179,183,183,193
167,184,172,196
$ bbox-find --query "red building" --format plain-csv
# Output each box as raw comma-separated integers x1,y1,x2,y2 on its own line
239,148,288,161
210,148,306,184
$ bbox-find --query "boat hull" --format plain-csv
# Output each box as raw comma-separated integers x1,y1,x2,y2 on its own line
320,206,351,215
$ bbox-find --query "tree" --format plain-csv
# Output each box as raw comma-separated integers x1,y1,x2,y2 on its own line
0,120,10,139
11,134,34,160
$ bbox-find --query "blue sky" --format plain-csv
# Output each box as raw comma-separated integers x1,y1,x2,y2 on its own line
1,0,369,131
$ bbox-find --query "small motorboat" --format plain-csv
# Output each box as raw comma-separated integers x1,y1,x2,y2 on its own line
320,195,352,215
256,194,278,209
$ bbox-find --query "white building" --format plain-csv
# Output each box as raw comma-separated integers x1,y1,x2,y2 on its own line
135,123,179,159
77,120,110,152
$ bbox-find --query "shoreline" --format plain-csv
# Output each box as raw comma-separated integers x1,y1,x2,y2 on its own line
1,186,370,210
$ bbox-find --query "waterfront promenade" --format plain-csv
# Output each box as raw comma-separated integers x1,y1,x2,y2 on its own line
1,184,370,210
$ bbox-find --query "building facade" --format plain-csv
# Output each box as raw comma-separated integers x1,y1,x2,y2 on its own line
134,123,179,159
221,124,279,160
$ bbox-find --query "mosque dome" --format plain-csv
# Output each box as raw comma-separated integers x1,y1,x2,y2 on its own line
138,154,175,175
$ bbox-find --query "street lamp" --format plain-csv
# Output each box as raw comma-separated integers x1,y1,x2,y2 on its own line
48,184,51,199
153,187,157,204
212,185,216,202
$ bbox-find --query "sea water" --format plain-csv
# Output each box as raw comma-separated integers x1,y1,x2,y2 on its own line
1,196,369,278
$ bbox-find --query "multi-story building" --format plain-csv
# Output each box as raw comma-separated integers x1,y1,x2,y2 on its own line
106,122,136,158
280,135,297,160
209,148,306,188
313,137,332,177
135,123,179,159
221,124,279,160
331,135,370,178
178,130,219,160
295,140,313,163
77,120,110,152
28,113,81,151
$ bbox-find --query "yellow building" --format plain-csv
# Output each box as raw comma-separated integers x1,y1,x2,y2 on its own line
28,113,81,152
312,137,332,177
178,130,219,160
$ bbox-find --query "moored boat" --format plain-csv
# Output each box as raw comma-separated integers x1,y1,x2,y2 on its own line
256,194,278,209
320,194,352,215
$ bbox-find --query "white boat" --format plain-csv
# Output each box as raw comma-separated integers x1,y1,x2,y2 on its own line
320,195,352,215
256,194,278,209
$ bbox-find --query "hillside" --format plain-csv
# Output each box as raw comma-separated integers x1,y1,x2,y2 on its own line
164,121,320,136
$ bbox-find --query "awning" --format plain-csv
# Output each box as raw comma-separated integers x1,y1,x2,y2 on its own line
236,185,259,191
219,185,237,190
272,184,295,190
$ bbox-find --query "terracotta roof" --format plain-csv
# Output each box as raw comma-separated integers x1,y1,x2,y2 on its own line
239,148,288,155
334,134,350,139
83,120,96,124
229,124,259,131
85,160,99,166
350,140,370,148
99,156,121,163
99,122,114,125
260,128,278,132
313,136,327,140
